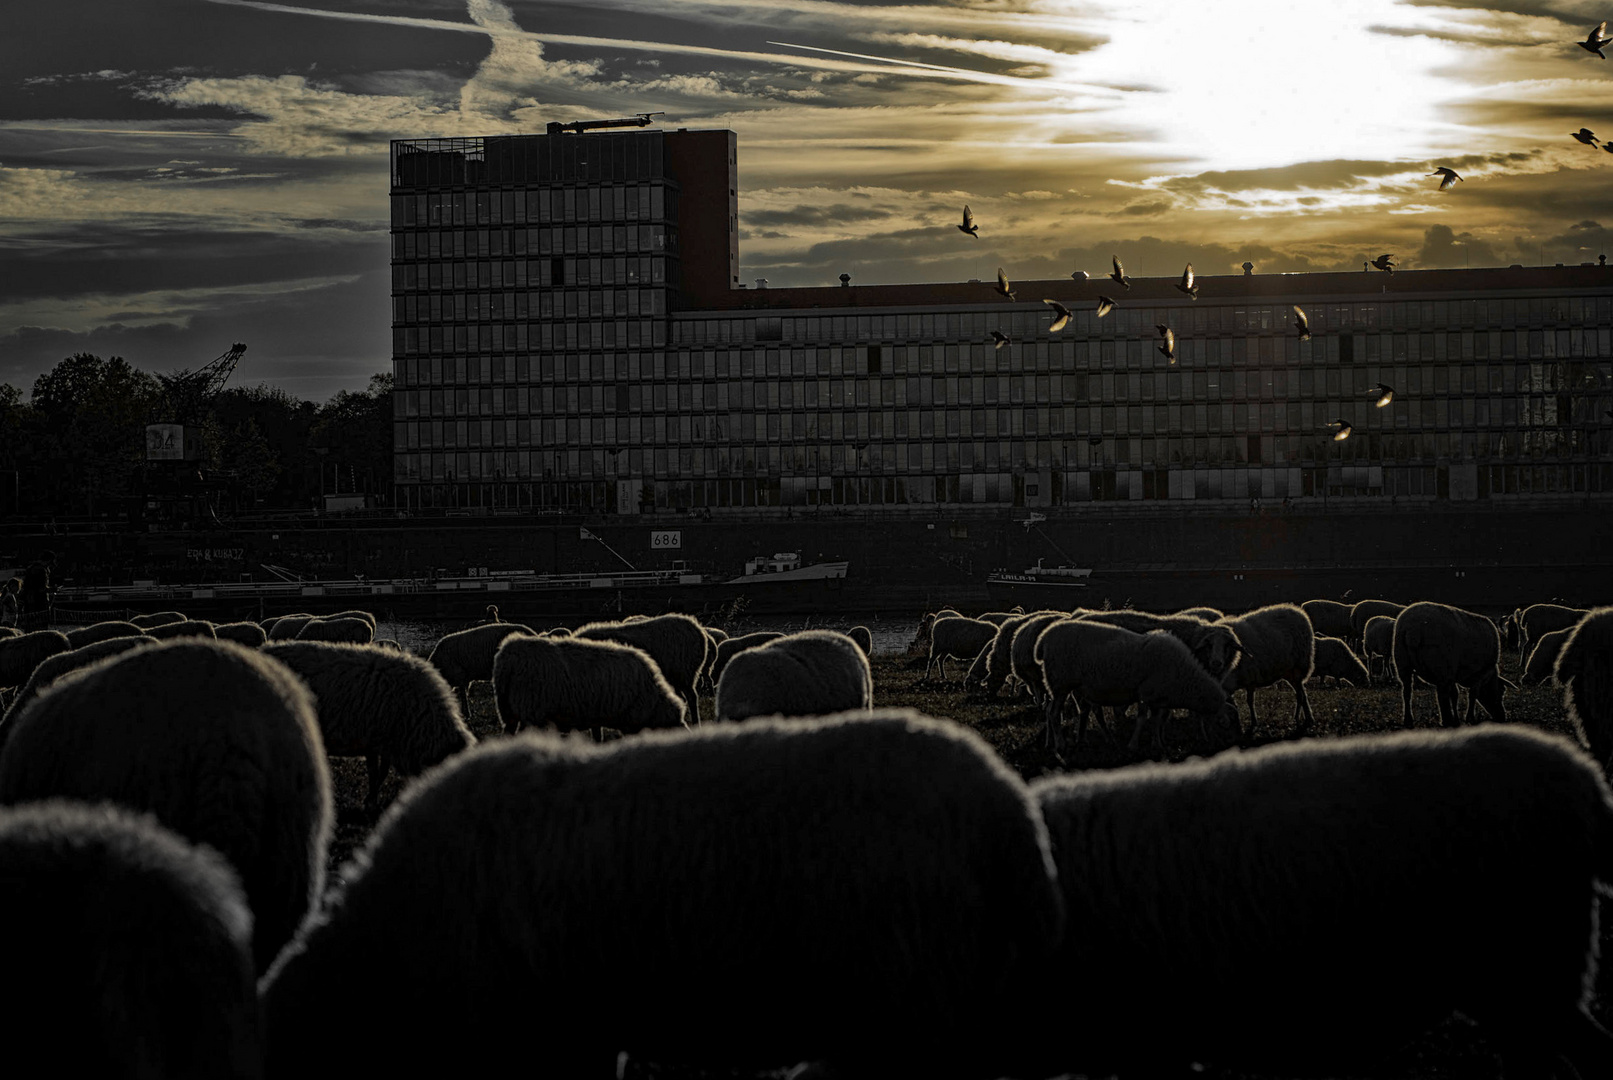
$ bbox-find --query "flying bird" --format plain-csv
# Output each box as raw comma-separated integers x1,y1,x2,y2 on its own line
991,330,1010,350
1174,263,1199,299
1580,21,1611,58
1371,253,1396,273
1430,167,1462,191
1155,324,1176,362
1292,305,1311,341
1573,128,1600,147
995,267,1016,301
1044,299,1072,333
1363,383,1395,407
1327,419,1354,442
1095,295,1117,318
1109,255,1131,290
958,204,978,238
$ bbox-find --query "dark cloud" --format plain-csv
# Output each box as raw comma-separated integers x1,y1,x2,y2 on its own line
1115,199,1173,217
1415,223,1509,268
745,203,895,228
1164,159,1412,195
1571,219,1602,229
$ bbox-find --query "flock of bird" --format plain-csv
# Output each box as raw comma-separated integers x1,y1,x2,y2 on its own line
945,21,1610,447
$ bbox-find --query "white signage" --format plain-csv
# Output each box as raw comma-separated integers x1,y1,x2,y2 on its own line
146,424,184,461
650,530,681,550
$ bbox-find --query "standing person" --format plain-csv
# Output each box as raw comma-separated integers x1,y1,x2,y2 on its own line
20,551,53,616
0,578,18,628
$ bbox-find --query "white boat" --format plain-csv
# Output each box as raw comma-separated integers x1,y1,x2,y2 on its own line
725,552,850,584
985,558,1093,590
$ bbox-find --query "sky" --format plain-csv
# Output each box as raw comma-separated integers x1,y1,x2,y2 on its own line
3,0,1613,398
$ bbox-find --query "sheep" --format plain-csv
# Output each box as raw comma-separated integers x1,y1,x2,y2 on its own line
907,608,963,656
1174,606,1224,621
846,625,873,658
1300,599,1354,641
1362,614,1397,682
1556,608,1613,770
63,620,144,648
960,640,996,695
1028,725,1613,1080
1008,613,1070,705
715,630,873,723
260,709,1065,1079
0,626,19,639
493,634,686,739
976,610,1020,626
1078,609,1243,684
0,629,71,693
0,801,262,1079
427,621,535,712
976,613,1043,695
0,638,333,971
1308,635,1371,687
1520,603,1590,664
925,616,998,681
214,621,269,648
144,619,217,641
295,616,374,644
1521,626,1575,688
1349,599,1405,650
3,635,155,730
264,641,475,816
1036,620,1236,756
130,611,187,629
696,626,730,693
372,638,403,652
709,631,785,687
327,609,377,629
544,626,572,638
267,615,317,642
1216,604,1316,736
260,612,310,632
573,613,709,720
1393,601,1512,728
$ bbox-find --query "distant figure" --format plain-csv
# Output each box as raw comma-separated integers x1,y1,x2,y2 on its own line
1,578,18,628
1579,21,1611,59
20,551,54,616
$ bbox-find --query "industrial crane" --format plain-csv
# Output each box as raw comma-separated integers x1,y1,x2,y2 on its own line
545,112,664,136
156,342,247,425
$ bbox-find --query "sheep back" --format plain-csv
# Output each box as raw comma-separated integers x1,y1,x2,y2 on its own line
427,622,533,691
261,709,1064,1078
130,611,187,629
573,613,709,710
493,634,685,736
0,801,262,1080
0,639,333,971
3,635,155,730
1300,599,1354,640
267,615,316,641
711,631,785,685
716,630,873,723
63,621,144,648
145,619,217,641
1029,726,1613,1077
1556,608,1613,770
927,616,997,680
1522,626,1574,687
1310,636,1371,686
295,616,374,644
0,629,71,690
214,621,269,648
1522,603,1590,657
1217,604,1315,693
1349,599,1405,643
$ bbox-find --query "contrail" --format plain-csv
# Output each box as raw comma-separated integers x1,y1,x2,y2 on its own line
199,0,1105,94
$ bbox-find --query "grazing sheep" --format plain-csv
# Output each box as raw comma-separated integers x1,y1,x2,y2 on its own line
0,801,263,1079
1393,601,1511,728
574,614,709,720
267,615,317,642
130,611,187,629
63,620,144,648
295,616,374,644
907,608,964,656
716,631,873,723
1036,620,1235,755
260,612,310,632
846,625,873,658
1309,635,1371,687
3,635,155,730
709,631,785,687
1520,603,1591,664
144,619,217,641
1300,599,1354,641
264,642,474,815
0,639,333,971
1078,610,1243,683
427,621,534,711
1522,626,1575,688
1216,604,1316,736
976,610,1020,626
977,613,1038,695
961,640,996,696
260,710,1064,1079
0,629,71,693
1349,599,1405,649
493,634,686,739
214,621,269,648
1008,613,1070,705
1556,608,1613,770
925,616,998,681
327,609,377,629
1029,726,1613,1079
1363,614,1397,682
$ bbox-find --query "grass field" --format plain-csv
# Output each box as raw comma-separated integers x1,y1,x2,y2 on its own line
319,645,1604,1080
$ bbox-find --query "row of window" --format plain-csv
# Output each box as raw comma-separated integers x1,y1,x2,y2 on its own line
392,224,675,268
394,244,672,293
394,286,669,326
391,181,674,229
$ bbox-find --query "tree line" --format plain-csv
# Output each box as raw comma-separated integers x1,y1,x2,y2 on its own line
0,353,392,519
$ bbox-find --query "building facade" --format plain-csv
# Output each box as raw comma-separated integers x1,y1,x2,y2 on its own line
390,127,1613,514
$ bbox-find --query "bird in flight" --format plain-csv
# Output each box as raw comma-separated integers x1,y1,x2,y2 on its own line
1155,324,1176,363
1580,21,1611,58
1371,253,1396,273
991,330,1010,350
1364,383,1394,407
958,205,978,237
1174,263,1199,299
1327,419,1354,441
1109,255,1131,290
1095,295,1117,318
1430,167,1462,191
1044,299,1073,333
1292,305,1311,341
995,268,1016,301
1573,128,1600,147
